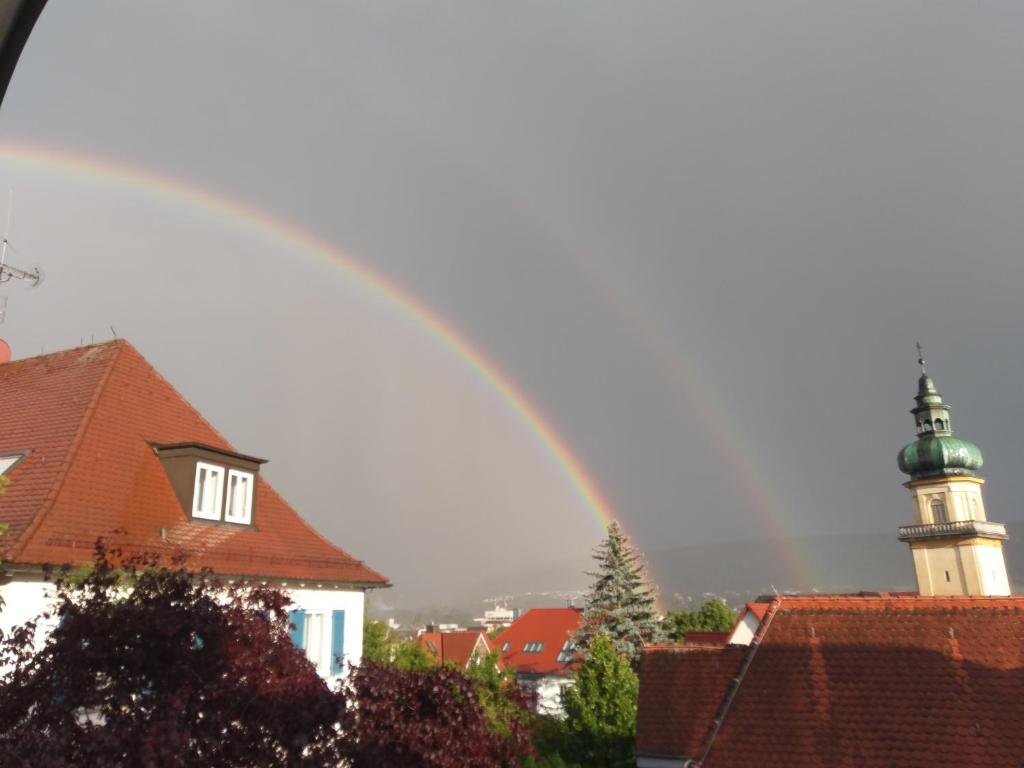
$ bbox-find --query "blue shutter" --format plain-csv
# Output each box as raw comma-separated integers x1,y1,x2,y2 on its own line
288,610,306,648
330,610,346,675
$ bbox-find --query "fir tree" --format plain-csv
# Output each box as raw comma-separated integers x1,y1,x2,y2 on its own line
575,522,661,661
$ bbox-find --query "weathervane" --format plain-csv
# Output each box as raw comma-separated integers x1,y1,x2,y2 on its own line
915,341,926,374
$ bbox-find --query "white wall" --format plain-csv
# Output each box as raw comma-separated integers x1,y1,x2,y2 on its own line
284,585,365,682
519,674,574,717
0,576,55,647
0,573,366,683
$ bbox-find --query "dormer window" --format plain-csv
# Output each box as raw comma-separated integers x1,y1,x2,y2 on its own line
225,470,254,524
192,462,224,520
156,442,265,527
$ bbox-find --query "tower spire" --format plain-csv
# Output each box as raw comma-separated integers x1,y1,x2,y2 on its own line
896,360,1010,596
915,341,926,374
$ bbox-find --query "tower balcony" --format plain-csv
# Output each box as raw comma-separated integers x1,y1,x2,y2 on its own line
898,519,1007,543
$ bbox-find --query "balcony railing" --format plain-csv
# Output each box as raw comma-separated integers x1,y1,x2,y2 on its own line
898,519,1007,542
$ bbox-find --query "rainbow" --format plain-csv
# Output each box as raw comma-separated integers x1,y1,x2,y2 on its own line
0,140,673,605
396,144,818,589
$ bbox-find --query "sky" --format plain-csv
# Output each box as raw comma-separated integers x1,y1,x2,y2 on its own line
1,1,1024,607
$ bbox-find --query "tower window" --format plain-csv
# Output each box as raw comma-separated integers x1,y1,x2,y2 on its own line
930,499,948,523
923,421,933,432
935,419,945,430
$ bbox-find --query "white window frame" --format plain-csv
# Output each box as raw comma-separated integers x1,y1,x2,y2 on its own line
191,462,224,520
304,611,328,672
224,469,255,524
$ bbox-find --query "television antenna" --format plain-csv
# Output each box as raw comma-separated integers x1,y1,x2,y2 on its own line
0,192,43,323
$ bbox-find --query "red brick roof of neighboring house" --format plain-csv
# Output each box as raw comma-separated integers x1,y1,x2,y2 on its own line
416,630,494,670
494,608,582,676
637,644,747,760
0,341,388,586
683,631,730,645
636,594,1024,767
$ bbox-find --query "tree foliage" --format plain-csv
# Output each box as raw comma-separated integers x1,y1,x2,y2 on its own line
463,650,531,740
575,522,661,661
362,619,393,663
663,598,736,642
341,660,533,768
0,543,344,767
390,638,435,671
561,633,638,768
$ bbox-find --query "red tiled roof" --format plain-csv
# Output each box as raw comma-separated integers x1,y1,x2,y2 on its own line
0,341,388,586
683,631,730,646
494,608,582,676
637,594,1024,766
637,644,746,760
416,630,493,670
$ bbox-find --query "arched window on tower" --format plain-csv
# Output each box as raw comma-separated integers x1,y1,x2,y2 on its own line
930,498,948,524
935,419,945,430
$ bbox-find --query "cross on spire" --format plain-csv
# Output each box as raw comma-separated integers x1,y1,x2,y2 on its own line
915,341,926,374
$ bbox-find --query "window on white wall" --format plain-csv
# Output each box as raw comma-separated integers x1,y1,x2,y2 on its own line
224,470,254,524
930,498,948,524
192,462,224,520
288,608,347,677
306,612,325,669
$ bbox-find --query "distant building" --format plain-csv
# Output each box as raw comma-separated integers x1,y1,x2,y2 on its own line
416,629,496,670
0,341,389,682
473,604,518,630
494,607,581,716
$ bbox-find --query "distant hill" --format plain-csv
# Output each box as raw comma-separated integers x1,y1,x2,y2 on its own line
376,520,1024,617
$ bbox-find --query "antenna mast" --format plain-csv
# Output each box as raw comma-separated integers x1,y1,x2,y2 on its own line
0,192,43,324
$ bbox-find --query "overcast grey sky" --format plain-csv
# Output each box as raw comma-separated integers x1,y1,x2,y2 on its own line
1,1,1023,605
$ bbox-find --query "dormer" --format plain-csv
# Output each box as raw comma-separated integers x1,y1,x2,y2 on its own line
154,443,266,527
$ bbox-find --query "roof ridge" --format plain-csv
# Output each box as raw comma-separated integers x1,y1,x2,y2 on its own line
8,343,125,560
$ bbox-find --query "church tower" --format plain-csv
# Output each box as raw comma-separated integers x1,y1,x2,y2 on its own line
897,349,1010,596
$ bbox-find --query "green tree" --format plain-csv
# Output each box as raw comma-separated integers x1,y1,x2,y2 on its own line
562,633,638,768
575,522,661,661
363,619,392,663
390,638,435,671
664,598,736,642
463,650,529,740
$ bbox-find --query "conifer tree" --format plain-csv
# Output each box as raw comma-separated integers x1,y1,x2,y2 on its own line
575,522,662,661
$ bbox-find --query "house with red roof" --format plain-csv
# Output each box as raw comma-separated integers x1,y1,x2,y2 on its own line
494,607,581,716
416,629,496,670
0,340,389,681
636,593,1024,767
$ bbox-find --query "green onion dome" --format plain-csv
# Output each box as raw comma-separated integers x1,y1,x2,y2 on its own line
898,363,983,480
898,434,983,480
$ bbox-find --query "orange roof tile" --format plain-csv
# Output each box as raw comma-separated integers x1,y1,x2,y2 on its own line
0,341,388,586
637,594,1024,766
494,608,581,676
